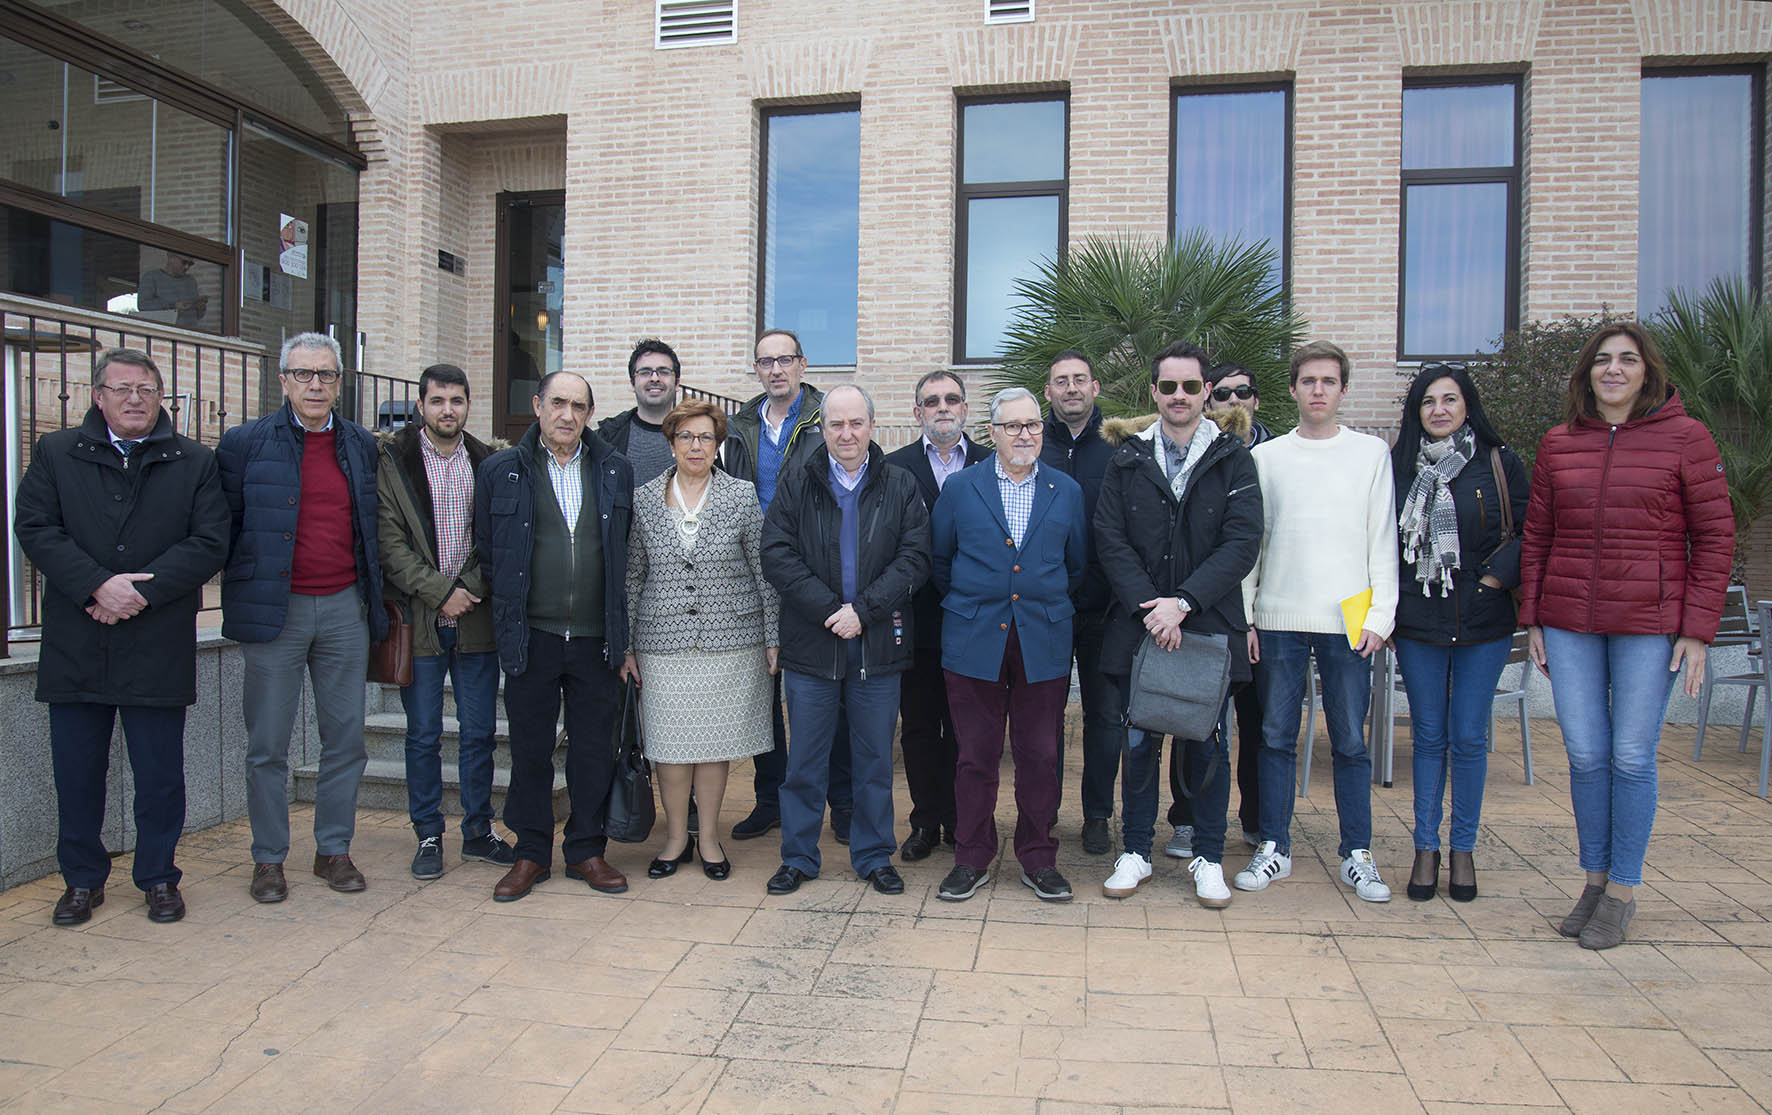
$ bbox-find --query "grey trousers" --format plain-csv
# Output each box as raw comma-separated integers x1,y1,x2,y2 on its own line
243,589,369,863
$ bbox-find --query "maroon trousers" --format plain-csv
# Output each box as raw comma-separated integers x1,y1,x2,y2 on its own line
945,625,1069,873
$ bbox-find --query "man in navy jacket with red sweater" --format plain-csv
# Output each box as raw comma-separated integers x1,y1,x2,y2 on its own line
217,333,386,904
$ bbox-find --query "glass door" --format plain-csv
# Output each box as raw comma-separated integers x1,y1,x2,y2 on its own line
494,190,565,442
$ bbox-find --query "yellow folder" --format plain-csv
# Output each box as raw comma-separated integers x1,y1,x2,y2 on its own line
1340,589,1372,649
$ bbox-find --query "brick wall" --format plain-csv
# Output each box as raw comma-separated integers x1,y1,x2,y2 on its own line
258,0,1771,451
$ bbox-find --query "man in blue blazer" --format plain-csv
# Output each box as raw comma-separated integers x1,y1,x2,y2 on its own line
930,387,1087,903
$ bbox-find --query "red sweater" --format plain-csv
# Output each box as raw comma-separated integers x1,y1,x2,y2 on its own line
1518,392,1734,642
290,428,358,595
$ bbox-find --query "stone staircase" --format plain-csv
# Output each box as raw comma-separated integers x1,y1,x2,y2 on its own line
292,679,570,821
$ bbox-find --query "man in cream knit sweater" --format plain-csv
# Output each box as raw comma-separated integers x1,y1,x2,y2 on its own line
1235,341,1398,903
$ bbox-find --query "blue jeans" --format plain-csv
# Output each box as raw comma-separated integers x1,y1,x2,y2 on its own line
1542,628,1676,888
1116,675,1232,861
401,626,500,841
1254,629,1374,858
781,667,899,877
1393,636,1512,854
753,672,853,815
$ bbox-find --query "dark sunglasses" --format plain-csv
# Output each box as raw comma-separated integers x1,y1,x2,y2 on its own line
1211,384,1256,401
1420,362,1467,376
1155,379,1204,396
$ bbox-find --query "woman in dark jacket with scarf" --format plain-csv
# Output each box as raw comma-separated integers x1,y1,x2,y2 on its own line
1390,364,1528,904
1520,322,1734,950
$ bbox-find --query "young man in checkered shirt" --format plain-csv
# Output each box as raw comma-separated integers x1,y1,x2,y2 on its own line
376,363,515,879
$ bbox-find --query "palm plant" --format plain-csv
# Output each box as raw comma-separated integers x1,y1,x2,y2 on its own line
1652,277,1772,564
992,231,1308,427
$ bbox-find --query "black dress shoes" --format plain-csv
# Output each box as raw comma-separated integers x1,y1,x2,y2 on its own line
731,807,781,840
767,864,810,895
900,827,940,862
647,842,695,879
145,882,185,923
698,837,731,881
52,885,103,926
1080,817,1111,856
865,866,905,895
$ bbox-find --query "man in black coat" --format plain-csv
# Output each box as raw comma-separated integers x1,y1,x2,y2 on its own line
883,371,989,860
1092,340,1262,909
760,385,930,897
14,348,229,925
1040,350,1118,854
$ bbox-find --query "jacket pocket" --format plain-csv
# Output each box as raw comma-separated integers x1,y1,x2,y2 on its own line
941,595,981,619
490,496,518,516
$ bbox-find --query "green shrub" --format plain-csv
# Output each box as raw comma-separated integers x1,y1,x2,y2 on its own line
1468,308,1631,473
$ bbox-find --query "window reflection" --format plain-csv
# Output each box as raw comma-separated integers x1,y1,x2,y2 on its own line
1639,72,1757,314
962,100,1065,183
1,203,223,332
965,195,1059,360
1174,88,1289,284
1402,84,1515,170
762,109,860,365
0,37,231,242
1403,183,1508,357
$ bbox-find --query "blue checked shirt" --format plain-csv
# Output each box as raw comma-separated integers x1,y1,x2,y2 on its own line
994,456,1038,549
540,439,584,540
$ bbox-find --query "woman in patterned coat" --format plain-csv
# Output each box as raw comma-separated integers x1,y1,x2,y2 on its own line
624,400,779,881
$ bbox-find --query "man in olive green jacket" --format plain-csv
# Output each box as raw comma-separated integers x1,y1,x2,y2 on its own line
376,363,513,879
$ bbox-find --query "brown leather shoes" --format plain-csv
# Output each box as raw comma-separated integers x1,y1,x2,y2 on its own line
565,856,628,894
493,859,551,902
312,853,366,893
250,863,287,903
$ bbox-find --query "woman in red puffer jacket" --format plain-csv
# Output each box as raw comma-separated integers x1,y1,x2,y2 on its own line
1519,321,1734,952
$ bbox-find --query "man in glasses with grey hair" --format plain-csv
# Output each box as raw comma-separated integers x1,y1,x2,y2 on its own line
217,332,387,904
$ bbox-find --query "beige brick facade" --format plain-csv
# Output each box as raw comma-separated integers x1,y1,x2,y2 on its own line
256,0,1769,441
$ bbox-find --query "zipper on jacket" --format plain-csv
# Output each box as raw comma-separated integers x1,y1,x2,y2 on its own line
1588,426,1618,631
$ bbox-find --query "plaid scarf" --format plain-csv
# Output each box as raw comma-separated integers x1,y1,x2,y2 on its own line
1398,424,1475,597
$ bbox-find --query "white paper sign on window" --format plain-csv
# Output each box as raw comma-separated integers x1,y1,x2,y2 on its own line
278,214,309,279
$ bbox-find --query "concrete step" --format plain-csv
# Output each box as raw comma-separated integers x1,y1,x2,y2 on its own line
367,677,506,720
292,755,570,821
361,710,530,766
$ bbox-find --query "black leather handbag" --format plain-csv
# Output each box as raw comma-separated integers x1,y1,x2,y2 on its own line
1127,630,1233,743
604,679,656,843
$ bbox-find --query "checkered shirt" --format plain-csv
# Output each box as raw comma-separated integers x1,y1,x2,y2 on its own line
994,455,1039,549
541,439,585,540
420,431,475,627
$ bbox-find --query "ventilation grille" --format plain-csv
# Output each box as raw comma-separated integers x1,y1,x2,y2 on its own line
94,74,147,104
986,0,1034,24
657,1,736,49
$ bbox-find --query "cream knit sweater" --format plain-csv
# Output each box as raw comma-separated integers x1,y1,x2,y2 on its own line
1242,426,1399,639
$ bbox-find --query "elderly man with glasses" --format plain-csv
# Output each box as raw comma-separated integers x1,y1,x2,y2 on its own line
216,332,387,903
930,387,1087,903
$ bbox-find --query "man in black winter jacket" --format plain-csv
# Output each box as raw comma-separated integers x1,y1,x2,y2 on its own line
1093,340,1262,909
759,386,929,898
596,338,680,486
1039,350,1118,854
15,348,228,926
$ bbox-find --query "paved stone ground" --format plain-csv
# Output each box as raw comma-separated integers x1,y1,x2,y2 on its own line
0,713,1769,1113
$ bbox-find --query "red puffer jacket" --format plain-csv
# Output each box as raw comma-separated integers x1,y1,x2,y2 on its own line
1519,391,1734,642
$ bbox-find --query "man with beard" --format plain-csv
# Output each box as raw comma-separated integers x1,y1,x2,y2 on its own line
377,363,514,879
597,338,681,486
883,371,989,860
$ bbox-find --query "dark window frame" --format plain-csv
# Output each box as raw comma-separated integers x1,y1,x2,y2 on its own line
1639,63,1765,308
755,101,863,367
1168,80,1294,290
493,188,566,443
1397,74,1523,362
953,91,1070,365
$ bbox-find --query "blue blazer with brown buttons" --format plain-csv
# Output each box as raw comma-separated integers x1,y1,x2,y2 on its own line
929,455,1086,684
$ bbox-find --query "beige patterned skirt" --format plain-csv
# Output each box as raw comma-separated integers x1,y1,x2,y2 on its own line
635,645,774,764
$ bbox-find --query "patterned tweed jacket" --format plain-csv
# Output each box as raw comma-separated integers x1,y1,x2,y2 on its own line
627,467,780,654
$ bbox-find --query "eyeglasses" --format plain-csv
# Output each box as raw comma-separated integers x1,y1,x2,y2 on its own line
754,355,802,371
1155,379,1205,397
97,383,161,400
672,431,718,446
992,420,1042,436
919,393,965,408
283,367,343,384
1211,384,1255,401
634,366,676,380
1419,362,1467,376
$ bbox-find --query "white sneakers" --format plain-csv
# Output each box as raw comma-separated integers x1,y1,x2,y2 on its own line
1233,841,1292,891
1101,852,1152,898
1340,849,1392,903
1187,857,1231,908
